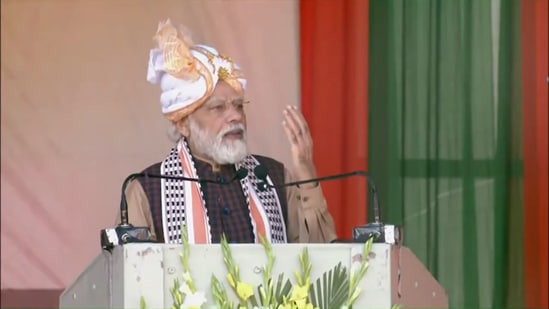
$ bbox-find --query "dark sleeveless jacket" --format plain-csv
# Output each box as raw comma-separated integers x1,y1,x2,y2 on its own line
137,155,288,243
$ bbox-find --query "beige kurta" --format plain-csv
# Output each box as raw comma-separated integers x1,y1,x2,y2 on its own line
124,167,337,243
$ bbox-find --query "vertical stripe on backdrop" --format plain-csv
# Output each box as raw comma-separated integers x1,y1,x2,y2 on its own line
300,0,369,239
521,0,548,308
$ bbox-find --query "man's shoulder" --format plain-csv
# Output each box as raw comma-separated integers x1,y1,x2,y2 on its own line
251,154,285,171
141,162,162,173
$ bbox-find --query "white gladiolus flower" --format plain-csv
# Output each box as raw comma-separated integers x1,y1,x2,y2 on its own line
182,271,192,282
179,282,192,295
179,291,207,309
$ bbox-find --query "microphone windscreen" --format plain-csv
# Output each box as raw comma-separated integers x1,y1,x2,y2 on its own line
235,167,248,180
253,165,268,181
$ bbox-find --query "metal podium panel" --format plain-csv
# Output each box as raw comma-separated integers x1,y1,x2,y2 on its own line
59,251,111,308
390,246,448,308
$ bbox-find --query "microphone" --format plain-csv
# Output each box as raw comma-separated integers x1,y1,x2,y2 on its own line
100,167,248,250
253,165,401,244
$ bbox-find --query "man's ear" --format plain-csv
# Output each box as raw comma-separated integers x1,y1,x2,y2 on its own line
175,117,190,137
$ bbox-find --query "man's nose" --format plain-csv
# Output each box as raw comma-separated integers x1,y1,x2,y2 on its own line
225,105,244,122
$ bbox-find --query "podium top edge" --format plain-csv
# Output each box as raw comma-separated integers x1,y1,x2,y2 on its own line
110,242,395,249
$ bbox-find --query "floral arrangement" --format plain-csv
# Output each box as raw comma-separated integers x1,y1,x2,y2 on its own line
141,227,377,309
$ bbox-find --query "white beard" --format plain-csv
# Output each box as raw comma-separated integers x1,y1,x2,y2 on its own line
187,118,248,165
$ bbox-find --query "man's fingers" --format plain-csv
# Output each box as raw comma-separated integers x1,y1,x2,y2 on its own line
283,108,302,137
284,106,311,138
282,120,297,144
286,105,309,134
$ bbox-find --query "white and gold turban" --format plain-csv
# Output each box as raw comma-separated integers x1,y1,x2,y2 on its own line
147,19,247,122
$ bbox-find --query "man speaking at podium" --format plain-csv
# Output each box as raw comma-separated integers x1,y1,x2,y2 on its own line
123,19,336,245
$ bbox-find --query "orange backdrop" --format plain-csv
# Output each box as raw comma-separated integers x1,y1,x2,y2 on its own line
300,0,369,239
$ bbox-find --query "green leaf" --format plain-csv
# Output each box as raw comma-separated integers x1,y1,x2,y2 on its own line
169,278,184,307
294,270,303,286
273,273,293,303
363,236,374,258
309,262,349,309
211,275,235,309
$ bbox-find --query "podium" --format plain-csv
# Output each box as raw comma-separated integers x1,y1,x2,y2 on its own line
60,243,447,309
